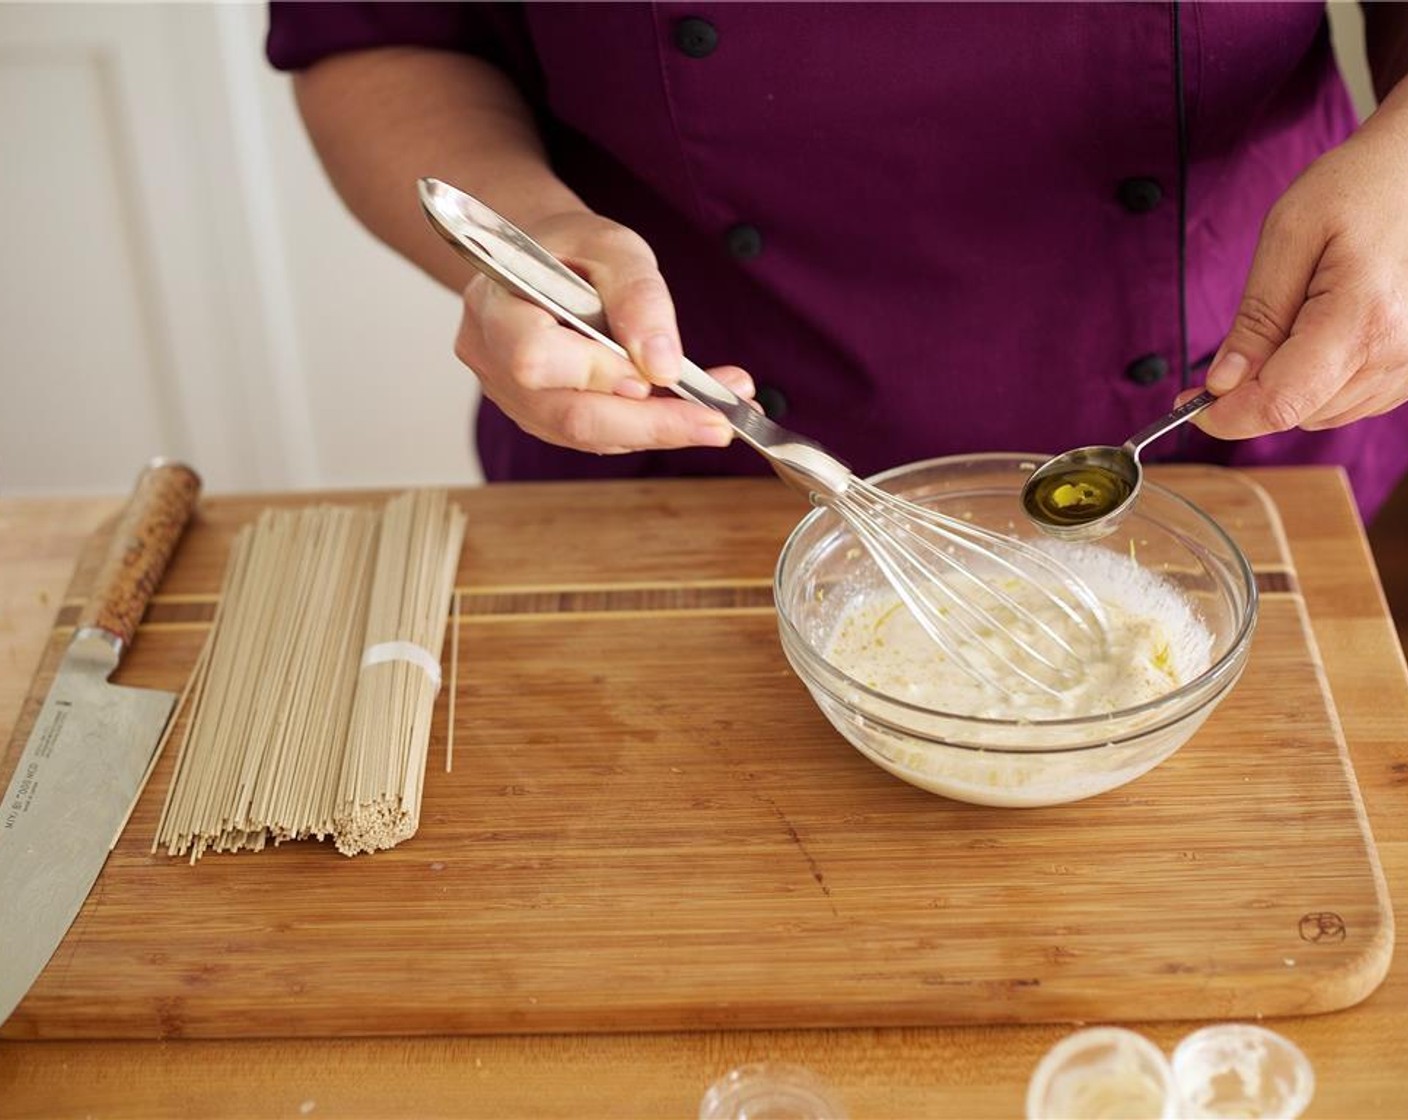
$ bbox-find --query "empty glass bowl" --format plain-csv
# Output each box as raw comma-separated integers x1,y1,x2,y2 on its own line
773,454,1258,807
699,1062,849,1120
1172,1024,1315,1119
1026,1027,1179,1119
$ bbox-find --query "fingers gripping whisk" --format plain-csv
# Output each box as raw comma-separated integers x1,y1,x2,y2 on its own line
830,481,1109,697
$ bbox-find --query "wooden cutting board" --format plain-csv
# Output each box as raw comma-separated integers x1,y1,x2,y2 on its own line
0,468,1392,1040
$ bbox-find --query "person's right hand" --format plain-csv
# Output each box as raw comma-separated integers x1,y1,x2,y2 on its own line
453,210,754,454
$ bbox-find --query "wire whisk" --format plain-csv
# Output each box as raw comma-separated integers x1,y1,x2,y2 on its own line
829,478,1107,695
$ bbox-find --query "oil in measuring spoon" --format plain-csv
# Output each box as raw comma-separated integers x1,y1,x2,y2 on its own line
1024,466,1132,526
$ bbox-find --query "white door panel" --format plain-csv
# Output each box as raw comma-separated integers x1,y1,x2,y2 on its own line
0,48,172,490
0,2,480,498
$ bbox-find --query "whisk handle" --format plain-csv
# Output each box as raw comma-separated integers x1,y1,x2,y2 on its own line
417,178,852,497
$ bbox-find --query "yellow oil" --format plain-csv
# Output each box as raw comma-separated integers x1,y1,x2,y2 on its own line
1024,466,1132,526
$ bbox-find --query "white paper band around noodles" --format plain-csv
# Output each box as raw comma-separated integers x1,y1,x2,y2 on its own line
360,640,442,692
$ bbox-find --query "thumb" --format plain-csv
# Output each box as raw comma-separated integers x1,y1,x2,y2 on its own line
1204,209,1322,397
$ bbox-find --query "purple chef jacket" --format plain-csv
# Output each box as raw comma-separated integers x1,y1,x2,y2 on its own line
267,2,1408,518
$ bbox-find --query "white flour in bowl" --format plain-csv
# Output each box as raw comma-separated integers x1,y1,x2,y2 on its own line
823,541,1214,722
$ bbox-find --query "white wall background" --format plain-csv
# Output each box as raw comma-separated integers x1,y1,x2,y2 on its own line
0,1,479,497
0,1,1376,498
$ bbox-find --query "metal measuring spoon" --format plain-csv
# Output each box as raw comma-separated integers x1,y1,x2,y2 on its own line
1021,390,1217,541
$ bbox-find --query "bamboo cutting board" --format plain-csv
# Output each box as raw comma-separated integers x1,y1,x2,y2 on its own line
0,468,1392,1040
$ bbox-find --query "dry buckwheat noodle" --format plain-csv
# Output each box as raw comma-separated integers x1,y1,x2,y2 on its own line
447,588,461,775
152,490,465,862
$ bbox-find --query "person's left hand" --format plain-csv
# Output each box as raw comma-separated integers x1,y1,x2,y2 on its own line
1187,89,1408,437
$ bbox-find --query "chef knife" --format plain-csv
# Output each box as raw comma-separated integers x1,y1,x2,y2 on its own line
0,459,200,1024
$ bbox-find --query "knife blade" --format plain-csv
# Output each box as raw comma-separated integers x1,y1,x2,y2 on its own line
0,459,200,1024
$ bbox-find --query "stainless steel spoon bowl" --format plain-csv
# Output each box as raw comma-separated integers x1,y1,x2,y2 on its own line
1021,390,1216,541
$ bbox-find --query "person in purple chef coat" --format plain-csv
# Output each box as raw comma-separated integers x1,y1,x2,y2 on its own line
265,2,1408,520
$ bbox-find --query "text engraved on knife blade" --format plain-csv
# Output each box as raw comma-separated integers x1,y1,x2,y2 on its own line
3,702,71,830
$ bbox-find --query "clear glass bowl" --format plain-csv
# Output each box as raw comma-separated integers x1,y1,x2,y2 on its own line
1171,1024,1315,1119
1026,1027,1179,1119
773,453,1258,807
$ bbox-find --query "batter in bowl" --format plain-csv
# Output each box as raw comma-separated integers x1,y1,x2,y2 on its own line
823,542,1214,722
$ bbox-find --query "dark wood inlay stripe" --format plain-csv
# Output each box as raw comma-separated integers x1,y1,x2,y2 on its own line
57,583,779,628
1255,569,1297,594
54,568,1296,630
462,585,777,616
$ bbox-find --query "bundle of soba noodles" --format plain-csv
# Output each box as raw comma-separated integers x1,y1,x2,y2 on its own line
152,490,465,862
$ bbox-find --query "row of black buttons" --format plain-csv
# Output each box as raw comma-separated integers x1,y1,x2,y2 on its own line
677,14,768,413
748,354,1165,429
751,356,1167,425
677,17,758,263
676,19,1167,216
675,17,1168,394
745,353,1165,429
727,197,1163,265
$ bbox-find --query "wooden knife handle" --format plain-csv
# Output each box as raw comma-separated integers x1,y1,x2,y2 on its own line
75,460,202,652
